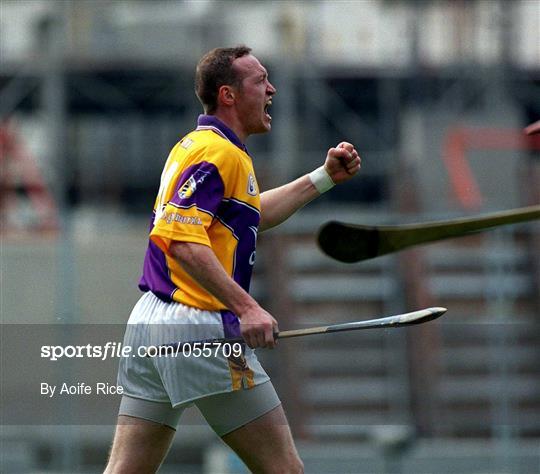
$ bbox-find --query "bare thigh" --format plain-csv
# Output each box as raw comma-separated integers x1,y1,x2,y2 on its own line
104,415,175,474
221,405,304,474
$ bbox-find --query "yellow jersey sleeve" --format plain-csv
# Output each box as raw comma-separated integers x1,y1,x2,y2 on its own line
149,136,241,255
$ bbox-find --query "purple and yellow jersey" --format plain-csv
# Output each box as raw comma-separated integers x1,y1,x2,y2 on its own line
138,115,260,310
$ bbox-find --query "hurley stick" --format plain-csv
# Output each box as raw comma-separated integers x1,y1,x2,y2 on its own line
155,307,447,354
318,205,540,263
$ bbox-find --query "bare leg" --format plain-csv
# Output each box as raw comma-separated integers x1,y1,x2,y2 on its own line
221,405,304,474
104,415,175,474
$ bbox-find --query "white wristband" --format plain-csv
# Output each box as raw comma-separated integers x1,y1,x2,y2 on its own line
308,166,335,194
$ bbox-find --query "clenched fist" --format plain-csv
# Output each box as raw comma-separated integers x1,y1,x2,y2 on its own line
324,142,362,185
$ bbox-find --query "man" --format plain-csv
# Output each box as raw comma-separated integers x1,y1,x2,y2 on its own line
105,46,361,473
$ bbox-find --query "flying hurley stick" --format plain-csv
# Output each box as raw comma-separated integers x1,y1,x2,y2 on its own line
318,205,540,263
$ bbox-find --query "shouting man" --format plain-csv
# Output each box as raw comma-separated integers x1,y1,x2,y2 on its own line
105,46,361,473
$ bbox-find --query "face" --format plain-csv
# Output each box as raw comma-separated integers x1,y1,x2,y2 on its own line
231,54,276,137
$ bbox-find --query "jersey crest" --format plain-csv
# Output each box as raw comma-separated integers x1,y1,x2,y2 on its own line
178,169,211,199
247,173,257,196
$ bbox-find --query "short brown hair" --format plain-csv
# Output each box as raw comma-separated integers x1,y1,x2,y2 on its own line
195,46,252,114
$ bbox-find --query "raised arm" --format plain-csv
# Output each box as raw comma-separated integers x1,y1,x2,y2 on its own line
259,142,361,232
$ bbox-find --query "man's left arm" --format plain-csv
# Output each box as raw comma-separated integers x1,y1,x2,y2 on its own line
259,142,361,232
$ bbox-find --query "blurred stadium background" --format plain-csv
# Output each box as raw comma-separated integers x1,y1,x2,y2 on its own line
1,0,539,472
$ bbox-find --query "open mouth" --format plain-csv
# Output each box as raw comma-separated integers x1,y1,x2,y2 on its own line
264,99,272,120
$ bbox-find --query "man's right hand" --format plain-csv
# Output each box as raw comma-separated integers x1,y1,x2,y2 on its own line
170,241,278,349
239,306,279,349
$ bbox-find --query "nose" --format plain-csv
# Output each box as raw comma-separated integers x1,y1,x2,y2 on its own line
267,81,276,95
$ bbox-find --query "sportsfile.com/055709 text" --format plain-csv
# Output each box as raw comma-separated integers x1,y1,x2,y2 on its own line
40,341,243,361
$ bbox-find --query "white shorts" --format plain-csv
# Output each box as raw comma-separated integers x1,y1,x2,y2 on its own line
118,292,270,407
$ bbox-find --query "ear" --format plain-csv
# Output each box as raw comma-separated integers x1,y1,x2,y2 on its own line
217,85,236,107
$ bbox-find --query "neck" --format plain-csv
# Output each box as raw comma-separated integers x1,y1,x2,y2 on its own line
211,110,247,143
